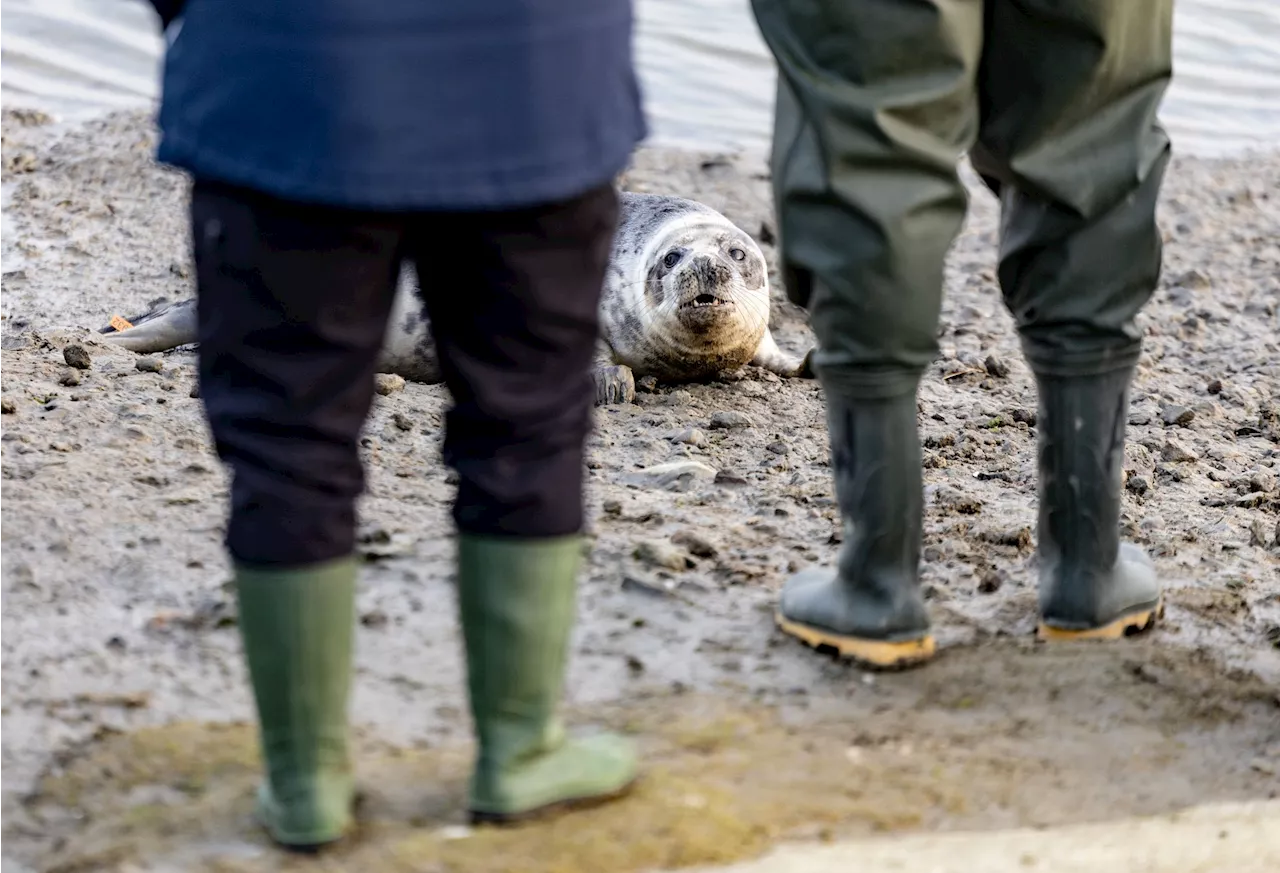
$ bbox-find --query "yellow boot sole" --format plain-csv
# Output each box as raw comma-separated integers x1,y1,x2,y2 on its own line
775,612,936,670
1037,595,1164,642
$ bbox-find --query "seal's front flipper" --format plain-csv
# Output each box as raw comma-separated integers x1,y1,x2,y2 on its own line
750,329,815,379
98,298,199,354
592,342,635,405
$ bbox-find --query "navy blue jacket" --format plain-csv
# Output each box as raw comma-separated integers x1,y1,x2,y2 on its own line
152,2,647,210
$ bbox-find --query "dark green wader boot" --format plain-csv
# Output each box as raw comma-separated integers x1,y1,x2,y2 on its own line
964,4,1174,641
776,392,936,669
457,534,638,824
1033,369,1163,640
235,557,357,850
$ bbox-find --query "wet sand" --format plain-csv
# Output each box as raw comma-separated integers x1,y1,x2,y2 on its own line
1,109,1278,872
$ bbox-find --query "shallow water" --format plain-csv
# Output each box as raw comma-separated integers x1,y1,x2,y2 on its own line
2,0,1279,157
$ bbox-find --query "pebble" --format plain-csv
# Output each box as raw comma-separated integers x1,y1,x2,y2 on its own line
58,368,82,387
634,540,690,571
1010,408,1037,427
1249,520,1272,549
708,410,753,430
1250,471,1276,494
360,609,389,628
602,499,623,516
671,529,717,559
672,427,707,446
1206,379,1224,395
135,356,163,373
1161,440,1198,463
1126,474,1151,496
977,570,1003,594
1160,404,1195,427
983,355,1010,378
392,412,414,432
63,343,92,370
1,397,15,414
766,441,789,455
374,373,406,396
622,460,717,489
714,469,749,486
189,384,200,399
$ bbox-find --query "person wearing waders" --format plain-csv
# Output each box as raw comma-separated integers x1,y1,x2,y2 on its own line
143,0,646,850
748,0,1173,669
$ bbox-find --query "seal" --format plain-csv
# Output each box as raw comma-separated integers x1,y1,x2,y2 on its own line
97,191,813,405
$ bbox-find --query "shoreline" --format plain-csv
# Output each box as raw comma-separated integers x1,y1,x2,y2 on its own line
2,108,1278,873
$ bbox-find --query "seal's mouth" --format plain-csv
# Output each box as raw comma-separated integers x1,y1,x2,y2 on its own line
681,293,733,310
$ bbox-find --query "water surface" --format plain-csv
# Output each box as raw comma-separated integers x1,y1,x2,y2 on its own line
3,0,1279,157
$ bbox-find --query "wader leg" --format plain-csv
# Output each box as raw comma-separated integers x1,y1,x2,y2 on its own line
751,0,985,668
971,0,1174,638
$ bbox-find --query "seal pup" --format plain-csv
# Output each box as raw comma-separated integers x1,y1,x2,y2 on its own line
97,192,812,404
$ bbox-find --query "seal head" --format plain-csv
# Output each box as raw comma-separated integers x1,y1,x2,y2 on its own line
605,193,772,384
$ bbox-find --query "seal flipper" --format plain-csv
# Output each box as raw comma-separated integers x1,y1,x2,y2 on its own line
98,298,199,354
591,341,635,406
750,329,815,378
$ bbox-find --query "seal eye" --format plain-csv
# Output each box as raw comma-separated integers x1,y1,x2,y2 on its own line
663,251,681,269
729,247,746,262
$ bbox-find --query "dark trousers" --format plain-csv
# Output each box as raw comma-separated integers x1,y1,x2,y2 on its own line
191,179,618,567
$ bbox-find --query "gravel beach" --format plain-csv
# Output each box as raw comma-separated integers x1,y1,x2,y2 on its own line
2,108,1278,872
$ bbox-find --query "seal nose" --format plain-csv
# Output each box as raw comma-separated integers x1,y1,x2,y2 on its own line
691,254,729,287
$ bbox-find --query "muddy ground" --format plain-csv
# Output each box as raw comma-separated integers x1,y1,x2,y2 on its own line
2,110,1278,872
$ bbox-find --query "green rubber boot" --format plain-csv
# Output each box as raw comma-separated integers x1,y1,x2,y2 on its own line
777,392,935,670
235,557,357,850
457,534,638,824
1034,369,1163,640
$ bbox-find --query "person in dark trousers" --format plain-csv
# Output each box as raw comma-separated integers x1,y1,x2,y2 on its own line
749,0,1173,668
144,1,646,850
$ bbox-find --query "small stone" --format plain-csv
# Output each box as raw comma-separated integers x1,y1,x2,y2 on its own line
1161,441,1197,463
1249,472,1276,494
1250,520,1272,549
1126,474,1151,496
374,373,406,396
671,530,717,559
1,397,15,414
1206,379,1223,395
983,355,1010,378
922,545,944,563
189,383,200,399
621,575,676,598
622,460,717,489
672,428,707,446
58,369,82,387
709,410,753,430
360,609,389,628
135,356,163,373
602,499,623,517
714,469,749,486
1172,268,1211,290
766,441,788,455
1160,405,1195,427
1010,408,1037,427
637,375,659,393
634,540,691,571
63,344,92,370
105,635,127,652
392,412,414,432
977,570,1003,594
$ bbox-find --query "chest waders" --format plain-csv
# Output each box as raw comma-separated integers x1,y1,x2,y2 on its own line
751,0,1172,668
